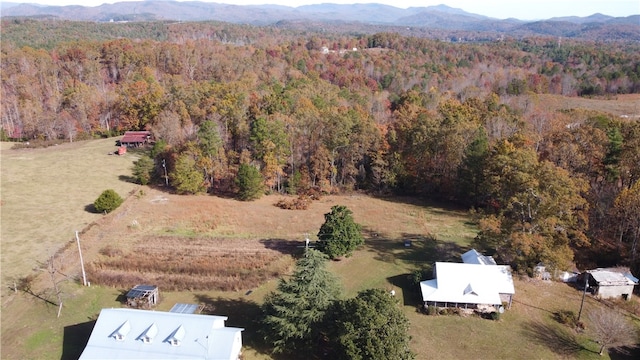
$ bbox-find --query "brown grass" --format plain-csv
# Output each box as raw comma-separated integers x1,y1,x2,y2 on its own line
521,93,640,117
88,236,290,291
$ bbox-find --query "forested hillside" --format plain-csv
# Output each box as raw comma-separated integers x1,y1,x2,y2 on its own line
2,19,640,275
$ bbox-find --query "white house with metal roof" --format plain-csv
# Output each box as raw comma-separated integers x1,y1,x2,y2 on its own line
420,262,515,310
79,308,243,360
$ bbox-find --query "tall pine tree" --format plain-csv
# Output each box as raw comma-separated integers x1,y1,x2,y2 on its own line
261,249,341,354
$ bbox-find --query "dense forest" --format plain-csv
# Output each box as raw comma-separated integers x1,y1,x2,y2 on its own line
2,19,640,276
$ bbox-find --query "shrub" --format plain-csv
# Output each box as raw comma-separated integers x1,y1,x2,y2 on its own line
99,246,124,257
427,305,438,316
554,309,577,326
275,195,311,210
490,311,500,321
94,189,123,213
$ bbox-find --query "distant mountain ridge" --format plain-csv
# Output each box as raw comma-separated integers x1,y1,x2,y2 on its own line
2,1,638,41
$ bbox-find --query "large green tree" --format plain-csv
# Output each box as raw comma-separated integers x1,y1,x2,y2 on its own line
235,163,264,201
328,288,414,360
132,155,154,185
169,152,205,194
261,249,342,354
317,205,364,259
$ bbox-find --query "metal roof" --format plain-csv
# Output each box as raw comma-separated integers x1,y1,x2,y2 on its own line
588,269,638,286
126,285,157,298
121,131,151,143
461,249,497,266
80,308,243,360
420,262,515,306
170,303,200,314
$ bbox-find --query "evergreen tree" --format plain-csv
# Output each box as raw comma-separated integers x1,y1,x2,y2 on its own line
317,205,364,259
328,289,414,360
261,249,341,354
169,153,205,194
236,163,264,201
132,155,154,185
93,189,123,213
458,126,489,205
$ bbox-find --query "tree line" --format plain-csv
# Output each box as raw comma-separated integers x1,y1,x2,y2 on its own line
2,20,640,274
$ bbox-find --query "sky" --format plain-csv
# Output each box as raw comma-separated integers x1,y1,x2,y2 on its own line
21,0,640,20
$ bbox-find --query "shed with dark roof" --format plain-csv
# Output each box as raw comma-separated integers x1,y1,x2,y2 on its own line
126,284,158,309
119,131,152,147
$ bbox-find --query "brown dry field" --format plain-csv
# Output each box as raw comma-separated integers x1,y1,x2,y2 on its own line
39,187,474,294
524,93,640,117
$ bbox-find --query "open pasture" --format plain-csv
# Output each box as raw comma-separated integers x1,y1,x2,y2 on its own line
0,138,140,293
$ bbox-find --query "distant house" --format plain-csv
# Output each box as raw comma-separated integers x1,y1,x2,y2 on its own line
461,249,497,266
119,131,152,147
79,308,244,360
420,262,515,311
581,268,638,301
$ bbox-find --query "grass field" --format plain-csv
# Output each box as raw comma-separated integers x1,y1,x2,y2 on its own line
0,138,141,293
1,133,639,360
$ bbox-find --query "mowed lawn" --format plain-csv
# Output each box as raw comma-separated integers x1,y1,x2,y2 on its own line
0,139,141,293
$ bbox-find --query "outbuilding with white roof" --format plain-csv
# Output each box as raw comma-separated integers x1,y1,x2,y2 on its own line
79,308,243,360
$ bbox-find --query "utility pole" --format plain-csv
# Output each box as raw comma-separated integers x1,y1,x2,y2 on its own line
577,271,589,322
76,231,87,286
162,158,168,186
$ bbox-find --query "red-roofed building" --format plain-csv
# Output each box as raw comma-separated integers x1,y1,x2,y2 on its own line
120,131,152,147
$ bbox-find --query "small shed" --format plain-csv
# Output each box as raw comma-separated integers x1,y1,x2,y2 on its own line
582,268,638,300
119,131,152,148
126,285,158,309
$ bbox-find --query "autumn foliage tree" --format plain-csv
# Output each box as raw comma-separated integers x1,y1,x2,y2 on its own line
474,136,589,273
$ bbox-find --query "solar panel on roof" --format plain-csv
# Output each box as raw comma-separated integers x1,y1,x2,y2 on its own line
126,285,157,298
170,303,199,314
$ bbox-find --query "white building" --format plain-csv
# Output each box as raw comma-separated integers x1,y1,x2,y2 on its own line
80,308,243,360
461,249,497,266
420,262,515,310
584,268,638,301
